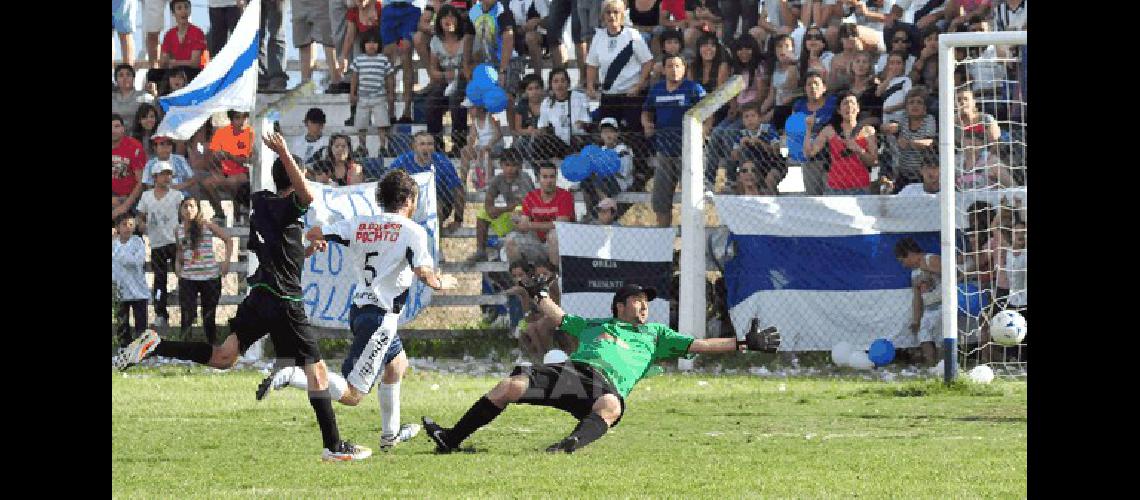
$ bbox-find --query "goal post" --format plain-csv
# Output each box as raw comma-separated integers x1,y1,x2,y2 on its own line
680,74,745,339
938,30,1028,384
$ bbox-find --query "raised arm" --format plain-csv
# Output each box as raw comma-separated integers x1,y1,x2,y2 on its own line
688,337,744,353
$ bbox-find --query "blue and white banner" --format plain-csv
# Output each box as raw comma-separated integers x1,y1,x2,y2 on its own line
300,173,439,328
715,195,942,351
555,223,674,324
154,0,261,140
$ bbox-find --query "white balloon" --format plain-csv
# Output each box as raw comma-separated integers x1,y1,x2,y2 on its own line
848,350,875,370
968,365,995,384
831,342,853,367
543,349,568,364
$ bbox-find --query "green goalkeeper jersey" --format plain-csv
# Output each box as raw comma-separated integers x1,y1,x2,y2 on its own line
560,314,695,398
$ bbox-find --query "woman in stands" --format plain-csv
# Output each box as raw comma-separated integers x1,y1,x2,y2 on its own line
954,87,1001,190
798,26,834,89
175,196,231,344
425,4,470,155
511,74,545,162
316,134,364,186
847,50,883,128
731,159,778,196
132,103,161,157
688,32,731,123
759,34,801,134
803,91,878,195
709,34,768,179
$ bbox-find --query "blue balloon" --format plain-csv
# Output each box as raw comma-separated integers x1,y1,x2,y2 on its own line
483,85,509,113
868,339,895,367
465,80,489,107
473,64,498,85
561,154,591,182
957,282,990,316
595,148,621,177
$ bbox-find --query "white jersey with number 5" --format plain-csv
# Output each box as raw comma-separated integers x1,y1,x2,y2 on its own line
323,213,433,311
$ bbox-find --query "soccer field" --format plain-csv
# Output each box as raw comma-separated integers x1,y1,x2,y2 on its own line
112,368,1026,498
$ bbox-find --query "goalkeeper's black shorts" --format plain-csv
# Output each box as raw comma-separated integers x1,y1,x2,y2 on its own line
509,361,627,427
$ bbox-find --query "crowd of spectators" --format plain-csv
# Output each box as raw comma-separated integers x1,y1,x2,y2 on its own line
113,0,1027,356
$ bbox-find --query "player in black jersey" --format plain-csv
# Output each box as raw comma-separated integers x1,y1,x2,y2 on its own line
114,132,372,462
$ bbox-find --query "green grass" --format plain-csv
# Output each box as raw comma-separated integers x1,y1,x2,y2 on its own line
112,368,1026,498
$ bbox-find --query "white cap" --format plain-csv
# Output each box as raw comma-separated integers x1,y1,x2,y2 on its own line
155,160,174,174
599,117,619,129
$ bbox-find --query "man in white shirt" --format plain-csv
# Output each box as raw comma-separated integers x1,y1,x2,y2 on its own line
259,169,459,451
896,153,939,195
290,108,330,166
585,0,654,133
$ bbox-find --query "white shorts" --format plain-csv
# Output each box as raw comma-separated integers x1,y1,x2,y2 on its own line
345,311,399,393
143,0,168,34
918,307,942,344
355,96,391,131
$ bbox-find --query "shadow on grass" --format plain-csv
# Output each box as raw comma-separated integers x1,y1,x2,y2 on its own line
854,380,1005,398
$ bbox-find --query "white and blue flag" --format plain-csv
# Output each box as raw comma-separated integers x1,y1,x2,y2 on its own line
715,195,942,351
154,0,261,140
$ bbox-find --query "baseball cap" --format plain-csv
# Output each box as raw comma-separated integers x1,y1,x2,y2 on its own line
596,197,617,210
151,134,174,144
155,160,174,174
612,283,657,309
599,117,619,130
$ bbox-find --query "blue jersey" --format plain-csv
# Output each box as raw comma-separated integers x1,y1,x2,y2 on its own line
389,152,462,194
644,79,706,156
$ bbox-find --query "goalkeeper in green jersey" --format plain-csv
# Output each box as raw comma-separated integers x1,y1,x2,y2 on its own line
422,279,781,454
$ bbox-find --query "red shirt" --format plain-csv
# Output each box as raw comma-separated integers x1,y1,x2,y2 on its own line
162,24,208,68
112,137,148,196
521,188,575,241
662,0,688,21
347,3,382,33
826,133,871,190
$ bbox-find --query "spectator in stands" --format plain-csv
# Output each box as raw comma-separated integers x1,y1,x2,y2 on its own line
718,0,758,42
846,50,883,127
207,0,243,59
112,0,137,68
291,108,330,165
534,68,592,161
712,34,766,158
113,64,156,132
759,34,801,133
385,0,425,123
885,0,947,52
426,4,471,155
732,159,779,195
894,236,942,366
185,122,226,219
804,91,878,194
505,162,574,267
462,102,505,190
473,148,535,262
412,3,439,78
591,197,622,226
841,0,895,53
896,150,940,195
689,32,731,109
292,0,344,90
876,28,917,77
586,0,655,138
682,1,722,55
953,87,999,189
118,136,198,219
876,51,912,126
944,0,991,33
137,163,186,329
727,102,782,192
161,0,208,69
580,117,634,220
798,1,842,46
318,134,365,186
141,0,169,68
650,28,685,84
113,113,148,219
132,104,162,157
911,25,941,115
350,30,396,157
175,196,232,344
391,131,467,233
884,86,936,191
158,66,190,99
203,110,253,223
799,25,834,87
467,0,521,126
629,0,665,59
511,74,545,159
339,0,382,75
643,53,707,227
991,0,1025,32
113,213,149,348
258,0,289,91
783,70,837,195
506,0,547,72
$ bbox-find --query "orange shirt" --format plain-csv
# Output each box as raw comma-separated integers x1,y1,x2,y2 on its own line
210,124,253,176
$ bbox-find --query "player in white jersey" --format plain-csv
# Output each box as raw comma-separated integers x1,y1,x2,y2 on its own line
256,169,458,450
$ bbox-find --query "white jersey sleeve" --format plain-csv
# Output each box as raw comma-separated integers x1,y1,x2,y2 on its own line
408,223,433,269
323,218,355,244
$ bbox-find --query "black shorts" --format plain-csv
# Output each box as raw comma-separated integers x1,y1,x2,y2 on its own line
510,361,626,426
229,287,322,366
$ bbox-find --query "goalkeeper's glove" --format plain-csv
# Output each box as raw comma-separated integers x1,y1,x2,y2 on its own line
520,273,555,303
737,326,782,353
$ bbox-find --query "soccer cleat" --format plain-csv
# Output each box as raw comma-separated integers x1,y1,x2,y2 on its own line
255,366,296,401
380,423,422,451
114,329,161,371
421,417,455,453
321,441,372,462
545,436,579,454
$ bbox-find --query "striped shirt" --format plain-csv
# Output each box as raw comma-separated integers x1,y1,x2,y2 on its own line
112,236,150,301
895,115,937,182
177,224,220,280
351,53,394,98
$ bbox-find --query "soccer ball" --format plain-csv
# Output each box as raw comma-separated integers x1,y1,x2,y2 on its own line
989,310,1027,346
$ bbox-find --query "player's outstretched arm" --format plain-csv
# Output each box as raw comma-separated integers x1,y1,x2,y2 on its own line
414,266,458,291
262,131,314,207
689,338,745,354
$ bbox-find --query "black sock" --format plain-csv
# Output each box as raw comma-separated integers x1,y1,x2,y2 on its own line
567,412,609,450
309,396,341,450
152,341,213,365
446,396,504,448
